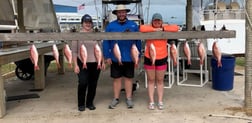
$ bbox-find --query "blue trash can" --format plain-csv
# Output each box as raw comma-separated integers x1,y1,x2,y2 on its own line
211,56,236,91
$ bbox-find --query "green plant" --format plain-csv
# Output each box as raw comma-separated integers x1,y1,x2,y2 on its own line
236,57,245,66
47,62,73,72
1,63,16,74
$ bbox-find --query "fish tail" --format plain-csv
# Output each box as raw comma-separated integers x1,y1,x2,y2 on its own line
68,63,72,68
187,60,191,65
82,64,87,69
57,63,61,68
217,61,222,67
97,64,101,69
200,60,203,65
173,61,177,66
119,62,123,65
34,65,40,70
134,63,138,68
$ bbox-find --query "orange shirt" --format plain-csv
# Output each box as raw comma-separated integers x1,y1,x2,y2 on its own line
140,24,179,59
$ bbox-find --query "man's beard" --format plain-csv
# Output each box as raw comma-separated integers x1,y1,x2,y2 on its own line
118,16,127,23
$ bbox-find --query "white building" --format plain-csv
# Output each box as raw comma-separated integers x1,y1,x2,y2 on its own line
54,4,101,32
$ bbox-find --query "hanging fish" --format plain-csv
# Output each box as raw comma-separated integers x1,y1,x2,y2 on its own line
30,44,40,70
197,41,206,65
212,41,222,67
64,44,72,68
183,41,191,65
170,42,178,66
113,43,122,65
149,43,156,66
52,44,61,69
94,43,103,69
131,43,140,68
80,44,88,69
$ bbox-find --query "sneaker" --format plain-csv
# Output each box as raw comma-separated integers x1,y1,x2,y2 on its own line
108,98,119,109
148,102,155,110
157,102,164,110
78,106,85,111
86,105,96,110
126,98,134,109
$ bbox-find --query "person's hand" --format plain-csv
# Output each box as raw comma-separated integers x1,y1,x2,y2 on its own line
124,28,130,32
154,28,163,32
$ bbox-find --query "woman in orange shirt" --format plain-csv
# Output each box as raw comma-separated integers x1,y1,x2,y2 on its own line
140,13,179,110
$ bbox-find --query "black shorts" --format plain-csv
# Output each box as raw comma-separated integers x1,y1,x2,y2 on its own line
144,56,168,66
110,61,135,78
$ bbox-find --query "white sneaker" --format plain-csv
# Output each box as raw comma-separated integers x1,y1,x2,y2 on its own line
148,102,155,110
157,102,164,110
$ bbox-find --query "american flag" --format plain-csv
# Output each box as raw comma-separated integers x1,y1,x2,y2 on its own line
78,3,85,10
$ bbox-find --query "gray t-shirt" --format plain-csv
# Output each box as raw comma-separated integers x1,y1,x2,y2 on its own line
71,40,101,63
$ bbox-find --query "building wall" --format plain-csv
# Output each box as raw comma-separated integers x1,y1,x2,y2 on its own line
54,4,77,13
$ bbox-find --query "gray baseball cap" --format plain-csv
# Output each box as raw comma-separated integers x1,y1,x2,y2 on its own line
152,13,163,21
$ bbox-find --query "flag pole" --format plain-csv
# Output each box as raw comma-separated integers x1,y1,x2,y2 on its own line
94,0,99,30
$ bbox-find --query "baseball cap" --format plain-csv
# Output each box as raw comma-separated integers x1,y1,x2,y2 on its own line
152,13,163,21
81,14,93,23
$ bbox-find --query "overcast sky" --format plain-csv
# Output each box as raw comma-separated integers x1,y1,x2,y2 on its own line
52,0,186,24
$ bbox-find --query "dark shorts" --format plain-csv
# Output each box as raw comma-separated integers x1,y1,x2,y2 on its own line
144,56,168,66
110,61,135,78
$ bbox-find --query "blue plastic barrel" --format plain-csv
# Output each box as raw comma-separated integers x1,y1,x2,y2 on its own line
211,56,236,91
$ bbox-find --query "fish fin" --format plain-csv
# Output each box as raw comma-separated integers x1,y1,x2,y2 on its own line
30,57,35,64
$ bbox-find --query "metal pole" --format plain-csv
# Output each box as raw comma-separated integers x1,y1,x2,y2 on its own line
11,0,19,30
245,0,252,114
146,0,150,24
94,0,99,29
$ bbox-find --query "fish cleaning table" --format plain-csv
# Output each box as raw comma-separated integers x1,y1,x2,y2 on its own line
0,42,65,118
